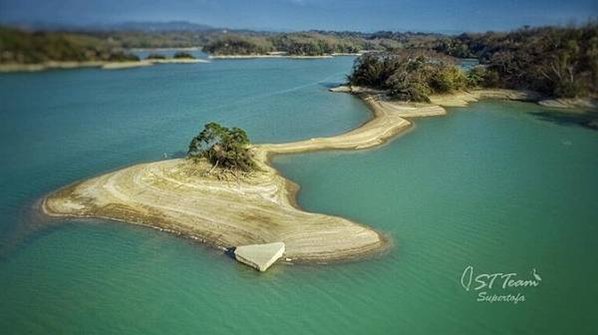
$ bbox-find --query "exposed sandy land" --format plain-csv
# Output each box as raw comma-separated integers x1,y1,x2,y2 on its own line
0,61,105,72
43,156,387,262
330,53,363,56
429,89,541,107
0,59,206,73
102,59,208,69
208,54,334,59
42,87,538,263
149,58,209,64
258,95,412,154
101,61,154,70
128,47,202,52
43,92,437,262
538,98,598,109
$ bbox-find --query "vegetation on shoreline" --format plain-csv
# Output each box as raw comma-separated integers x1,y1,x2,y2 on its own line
347,24,597,100
146,53,166,60
348,51,468,102
173,51,195,59
0,27,139,64
202,35,275,55
2,22,596,100
96,31,210,49
188,123,255,172
433,24,598,98
202,31,414,56
200,30,457,56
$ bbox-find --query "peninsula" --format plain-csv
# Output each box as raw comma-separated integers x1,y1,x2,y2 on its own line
41,79,538,269
40,25,598,269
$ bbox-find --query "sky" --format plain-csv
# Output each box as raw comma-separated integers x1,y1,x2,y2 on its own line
0,0,596,33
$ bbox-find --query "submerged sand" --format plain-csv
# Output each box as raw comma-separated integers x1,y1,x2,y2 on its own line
42,86,529,263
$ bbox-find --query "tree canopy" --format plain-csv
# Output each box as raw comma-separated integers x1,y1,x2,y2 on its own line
187,123,255,172
433,24,598,98
348,51,468,102
0,27,139,64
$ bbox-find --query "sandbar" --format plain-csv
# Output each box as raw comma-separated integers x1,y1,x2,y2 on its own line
41,86,537,263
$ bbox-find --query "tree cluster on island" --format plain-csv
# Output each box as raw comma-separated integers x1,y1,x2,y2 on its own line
201,32,404,56
348,50,470,102
431,24,598,98
146,53,167,60
172,51,195,59
348,23,597,100
187,122,255,173
145,52,196,60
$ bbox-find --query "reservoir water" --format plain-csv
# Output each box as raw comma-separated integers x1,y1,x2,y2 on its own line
0,56,597,334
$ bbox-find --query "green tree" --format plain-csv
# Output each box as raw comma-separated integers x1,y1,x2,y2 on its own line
188,123,255,172
348,51,469,102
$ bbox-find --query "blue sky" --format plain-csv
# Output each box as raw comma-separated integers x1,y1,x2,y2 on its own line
0,0,596,32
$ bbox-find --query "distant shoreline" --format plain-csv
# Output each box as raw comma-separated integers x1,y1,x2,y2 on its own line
0,58,209,73
209,54,334,59
208,52,365,60
127,46,203,52
0,52,362,73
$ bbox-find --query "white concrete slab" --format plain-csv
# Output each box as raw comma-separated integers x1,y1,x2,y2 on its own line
234,242,285,272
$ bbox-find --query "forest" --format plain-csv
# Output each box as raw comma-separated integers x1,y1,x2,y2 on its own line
432,24,598,98
2,23,596,99
0,27,140,63
347,50,469,102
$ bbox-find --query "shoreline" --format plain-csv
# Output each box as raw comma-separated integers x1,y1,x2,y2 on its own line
40,86,550,264
208,54,335,60
0,58,208,73
127,46,203,52
334,85,597,110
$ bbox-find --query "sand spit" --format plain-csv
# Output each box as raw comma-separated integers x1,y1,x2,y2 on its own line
149,58,209,64
258,95,414,154
42,90,436,263
0,61,106,72
101,61,154,70
209,54,334,60
127,47,203,52
42,85,538,264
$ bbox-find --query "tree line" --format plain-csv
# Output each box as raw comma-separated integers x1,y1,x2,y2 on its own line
0,27,140,64
348,50,470,102
432,24,598,98
198,32,429,56
3,23,596,99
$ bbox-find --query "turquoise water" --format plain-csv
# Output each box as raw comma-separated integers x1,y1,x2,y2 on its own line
1,58,597,334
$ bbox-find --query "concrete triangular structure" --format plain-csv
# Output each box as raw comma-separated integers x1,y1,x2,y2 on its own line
234,242,285,272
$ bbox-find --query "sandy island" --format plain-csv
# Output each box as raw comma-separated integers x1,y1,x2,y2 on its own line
41,86,560,264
